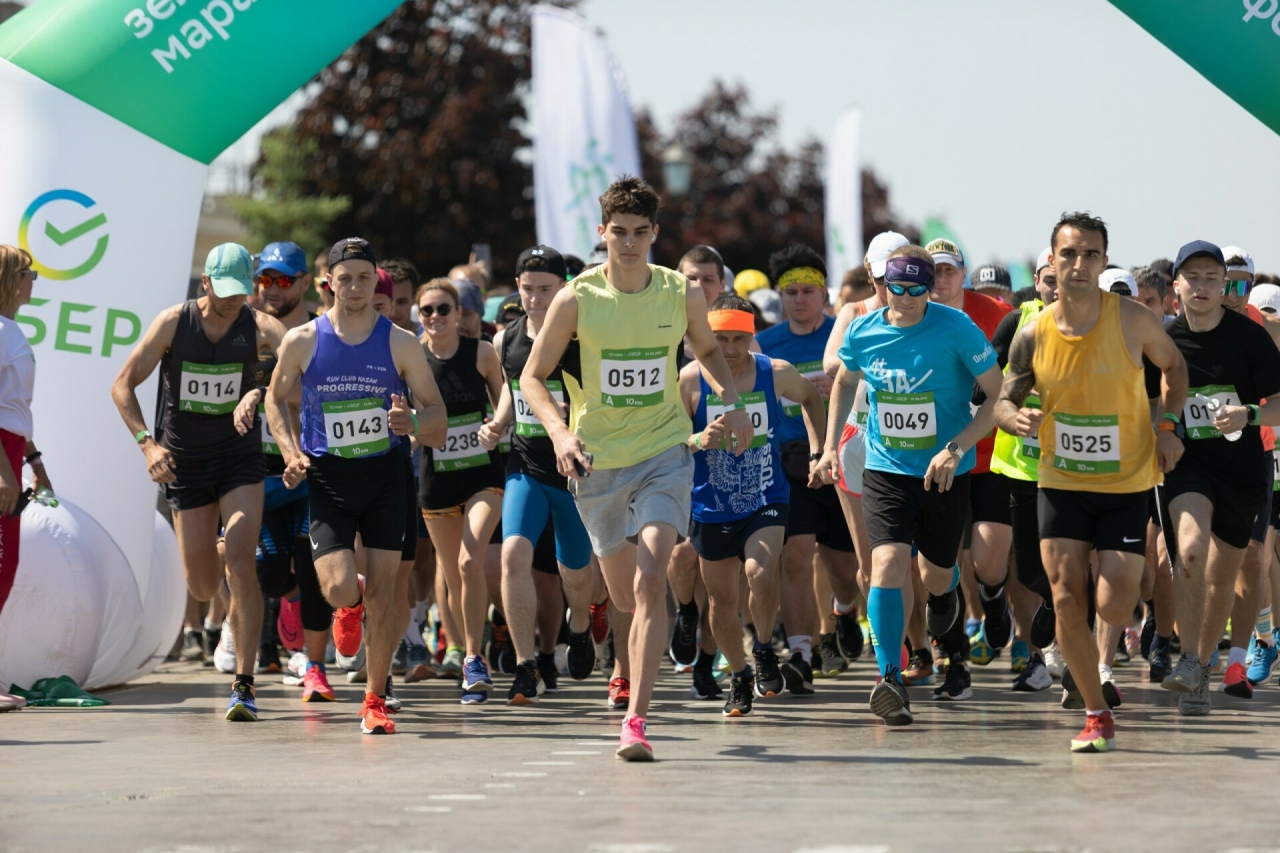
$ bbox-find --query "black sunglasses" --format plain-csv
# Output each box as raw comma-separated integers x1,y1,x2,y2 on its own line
418,303,454,317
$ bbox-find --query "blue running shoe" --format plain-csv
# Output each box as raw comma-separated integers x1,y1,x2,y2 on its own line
1209,647,1222,674
965,617,982,639
461,688,489,705
462,654,493,692
1010,639,1030,673
225,681,258,721
969,625,999,666
1247,635,1257,665
1248,641,1278,685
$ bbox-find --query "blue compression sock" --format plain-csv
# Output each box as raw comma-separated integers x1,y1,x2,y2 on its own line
867,586,905,682
945,564,960,594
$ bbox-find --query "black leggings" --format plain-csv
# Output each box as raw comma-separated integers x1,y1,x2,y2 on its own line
1009,478,1051,602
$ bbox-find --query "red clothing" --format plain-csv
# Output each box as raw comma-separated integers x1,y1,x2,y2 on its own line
0,429,23,616
1246,304,1276,452
959,291,1013,473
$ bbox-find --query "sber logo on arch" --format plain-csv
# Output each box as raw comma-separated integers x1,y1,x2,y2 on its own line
18,190,109,280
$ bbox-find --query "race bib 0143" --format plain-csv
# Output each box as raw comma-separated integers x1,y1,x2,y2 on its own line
322,397,390,459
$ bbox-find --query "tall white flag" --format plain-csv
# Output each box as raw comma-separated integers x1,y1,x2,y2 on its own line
533,5,641,260
824,107,863,297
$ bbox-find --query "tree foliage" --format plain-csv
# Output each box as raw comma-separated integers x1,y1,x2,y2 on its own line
227,126,350,262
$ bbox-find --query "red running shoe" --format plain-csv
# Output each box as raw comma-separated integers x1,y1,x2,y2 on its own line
333,578,365,657
590,597,611,644
1221,661,1253,699
1070,711,1115,753
608,676,630,710
360,693,396,735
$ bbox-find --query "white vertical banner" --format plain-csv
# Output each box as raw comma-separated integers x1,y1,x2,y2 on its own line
824,107,863,299
532,5,641,260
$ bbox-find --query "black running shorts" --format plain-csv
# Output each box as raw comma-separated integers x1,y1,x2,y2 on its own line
862,469,970,569
1158,460,1267,555
690,503,790,563
969,471,1012,526
307,451,406,559
1038,487,1148,555
784,478,854,552
163,450,265,512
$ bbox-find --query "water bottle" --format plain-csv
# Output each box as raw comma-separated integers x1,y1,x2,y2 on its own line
1198,394,1241,442
34,487,59,508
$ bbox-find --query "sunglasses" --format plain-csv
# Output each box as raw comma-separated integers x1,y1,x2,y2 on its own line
20,268,38,281
257,273,297,289
1225,280,1251,297
886,281,930,297
418,303,454,317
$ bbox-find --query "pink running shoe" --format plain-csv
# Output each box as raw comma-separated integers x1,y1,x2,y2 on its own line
301,664,336,702
616,715,653,762
277,595,304,652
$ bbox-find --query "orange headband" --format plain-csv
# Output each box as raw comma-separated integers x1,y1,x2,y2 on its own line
708,309,756,335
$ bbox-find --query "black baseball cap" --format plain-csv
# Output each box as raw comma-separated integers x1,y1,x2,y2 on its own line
971,263,1012,292
328,237,377,269
515,245,569,279
1171,240,1225,280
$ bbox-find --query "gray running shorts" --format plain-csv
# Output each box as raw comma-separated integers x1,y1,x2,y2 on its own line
569,443,694,557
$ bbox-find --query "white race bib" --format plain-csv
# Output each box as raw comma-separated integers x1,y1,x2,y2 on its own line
1053,413,1120,474
876,391,937,450
512,379,564,438
782,360,826,418
1185,385,1238,440
257,403,280,456
180,361,241,415
322,397,390,459
435,412,490,471
706,391,769,449
600,347,668,408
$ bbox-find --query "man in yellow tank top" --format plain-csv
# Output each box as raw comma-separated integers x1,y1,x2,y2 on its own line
521,177,753,762
995,213,1187,754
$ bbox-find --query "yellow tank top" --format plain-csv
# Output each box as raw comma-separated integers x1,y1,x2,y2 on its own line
1033,291,1159,493
566,264,691,469
990,300,1044,481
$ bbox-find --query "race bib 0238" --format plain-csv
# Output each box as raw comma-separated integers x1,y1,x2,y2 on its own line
434,412,490,472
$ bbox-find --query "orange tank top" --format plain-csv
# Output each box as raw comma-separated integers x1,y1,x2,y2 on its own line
1033,291,1160,493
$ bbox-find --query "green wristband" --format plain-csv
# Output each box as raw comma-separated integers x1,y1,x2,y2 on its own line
694,433,703,451
1161,412,1180,424
1249,404,1261,426
409,411,420,434
134,429,151,445
728,401,747,411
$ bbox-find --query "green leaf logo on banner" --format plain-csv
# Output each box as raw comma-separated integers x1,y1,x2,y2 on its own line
1108,1,1280,135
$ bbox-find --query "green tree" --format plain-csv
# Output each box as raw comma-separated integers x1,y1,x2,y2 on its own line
227,125,351,263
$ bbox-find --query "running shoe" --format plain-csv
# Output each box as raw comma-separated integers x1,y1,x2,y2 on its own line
1162,653,1203,693
438,646,465,679
284,651,308,684
1248,642,1278,685
566,628,595,681
335,642,365,674
1124,627,1142,659
1139,607,1156,660
213,625,236,674
202,624,221,668
724,669,754,717
814,634,848,678
752,647,784,697
1043,642,1065,679
179,629,204,662
927,589,961,638
869,675,913,726
404,644,437,683
1221,661,1253,698
1209,647,1223,674
780,652,815,696
1113,635,1131,665
932,661,973,701
669,600,699,666
1148,640,1172,683
385,677,402,713
1009,639,1030,673
225,681,258,722
277,595,303,652
969,625,998,666
460,689,488,705
462,655,494,692
392,639,409,676
904,647,936,686
536,652,559,694
257,641,281,674
1060,666,1084,710
1100,668,1122,708
1070,711,1115,753
690,663,723,700
1169,631,1182,654
332,580,365,657
1247,635,1257,666
1178,663,1212,716
590,597,611,644
833,602,864,661
1031,601,1056,652
978,585,1013,650
490,620,516,675
360,693,396,735
508,661,544,705
608,676,631,710
964,616,981,639
616,715,653,762
301,663,336,702
931,638,947,675
1013,653,1052,692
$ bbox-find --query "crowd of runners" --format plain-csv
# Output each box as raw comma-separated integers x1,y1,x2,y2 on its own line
104,175,1280,760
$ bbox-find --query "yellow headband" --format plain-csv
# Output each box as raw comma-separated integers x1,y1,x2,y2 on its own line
777,266,826,290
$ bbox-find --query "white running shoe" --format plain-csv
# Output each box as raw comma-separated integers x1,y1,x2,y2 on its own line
282,651,308,686
213,618,237,674
335,643,365,674
554,642,569,676
1043,642,1065,679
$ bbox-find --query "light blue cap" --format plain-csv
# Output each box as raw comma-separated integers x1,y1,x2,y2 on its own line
204,243,254,298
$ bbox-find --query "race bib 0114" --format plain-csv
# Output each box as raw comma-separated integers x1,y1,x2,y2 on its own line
179,361,241,415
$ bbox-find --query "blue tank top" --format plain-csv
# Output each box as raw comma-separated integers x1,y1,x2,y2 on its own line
755,314,834,445
691,353,789,523
301,314,401,459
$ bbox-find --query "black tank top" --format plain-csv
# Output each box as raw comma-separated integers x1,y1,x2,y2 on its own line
254,312,316,476
156,300,259,460
500,314,581,489
419,335,504,509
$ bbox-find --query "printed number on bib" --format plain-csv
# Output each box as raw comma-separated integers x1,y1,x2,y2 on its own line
1185,385,1238,440
435,412,490,472
876,391,937,450
180,361,241,415
1052,413,1120,474
706,391,768,449
257,403,281,456
486,403,511,453
600,347,668,408
782,361,827,418
1020,394,1042,460
512,379,564,437
322,397,389,459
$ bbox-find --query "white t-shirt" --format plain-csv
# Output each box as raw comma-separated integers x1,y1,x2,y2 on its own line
0,316,35,438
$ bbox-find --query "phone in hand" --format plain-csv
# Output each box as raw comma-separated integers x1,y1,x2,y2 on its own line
470,243,493,274
573,452,594,479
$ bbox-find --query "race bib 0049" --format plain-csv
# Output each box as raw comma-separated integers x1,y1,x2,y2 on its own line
877,390,937,450
600,347,668,407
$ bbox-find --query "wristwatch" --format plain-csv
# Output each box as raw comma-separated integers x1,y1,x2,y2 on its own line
944,441,962,457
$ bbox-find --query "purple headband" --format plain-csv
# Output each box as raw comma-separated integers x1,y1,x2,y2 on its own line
884,255,935,289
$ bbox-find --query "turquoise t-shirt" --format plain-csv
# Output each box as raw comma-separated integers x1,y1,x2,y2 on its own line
837,303,996,478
